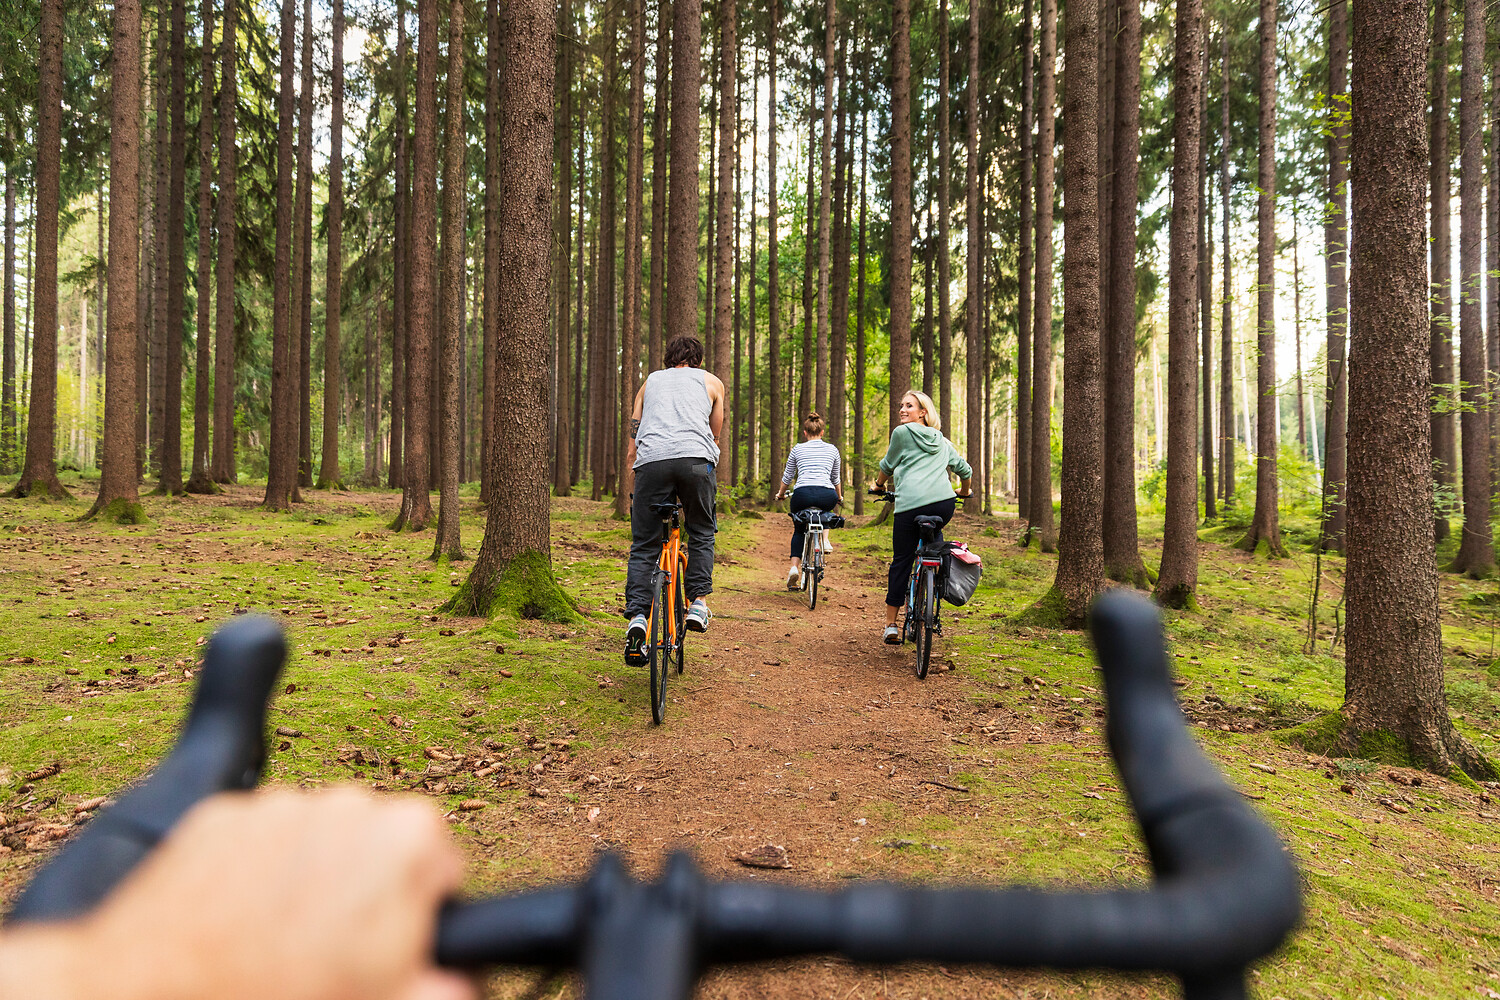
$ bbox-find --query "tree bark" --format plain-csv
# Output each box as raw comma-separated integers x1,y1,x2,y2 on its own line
1218,27,1232,506
1236,0,1286,556
888,0,913,430
814,0,834,421
264,0,299,511
745,43,760,487
295,0,314,489
388,0,408,490
618,0,649,512
554,0,573,497
483,0,501,502
393,0,437,530
938,0,953,433
2,146,16,473
800,122,815,425
185,0,216,494
432,0,466,561
449,0,571,620
964,0,981,483
666,0,701,348
647,0,671,376
150,0,169,481
1027,0,1057,549
1155,0,1203,607
316,0,347,491
157,0,188,495
1045,0,1102,624
830,31,851,458
766,0,783,499
1016,0,1034,516
1431,0,1456,543
1198,35,1214,522
1448,0,1493,574
854,92,868,513
211,0,238,484
1103,0,1145,585
87,0,144,520
713,0,738,487
1343,0,1495,780
1321,0,1349,552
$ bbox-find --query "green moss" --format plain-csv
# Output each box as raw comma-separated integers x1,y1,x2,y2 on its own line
1354,727,1414,766
443,550,582,622
1012,585,1069,628
1284,710,1347,756
81,498,150,525
1154,583,1200,612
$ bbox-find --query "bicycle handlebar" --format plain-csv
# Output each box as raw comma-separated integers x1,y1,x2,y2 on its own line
10,593,1300,1000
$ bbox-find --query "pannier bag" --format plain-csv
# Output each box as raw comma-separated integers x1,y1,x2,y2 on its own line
939,542,983,606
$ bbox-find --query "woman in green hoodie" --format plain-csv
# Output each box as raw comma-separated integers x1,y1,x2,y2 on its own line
871,390,973,644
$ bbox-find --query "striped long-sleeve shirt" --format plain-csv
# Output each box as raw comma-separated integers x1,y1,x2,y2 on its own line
782,439,842,491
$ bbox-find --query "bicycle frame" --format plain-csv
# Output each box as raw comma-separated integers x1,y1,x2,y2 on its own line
649,513,687,652
903,535,944,635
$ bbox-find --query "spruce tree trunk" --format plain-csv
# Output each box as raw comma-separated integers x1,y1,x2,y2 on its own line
88,0,144,520
364,309,376,482
554,0,573,497
1016,0,1034,516
647,0,671,376
1155,0,1203,607
854,95,868,514
393,0,437,530
800,122,815,426
888,0,913,430
449,0,571,620
766,0,783,499
667,0,701,347
1490,39,1500,515
432,0,466,561
150,0,169,480
1236,0,1286,556
1046,0,1102,624
211,0,238,484
617,0,648,514
829,30,850,456
185,0,216,494
601,20,619,494
713,0,738,486
2,149,16,473
1027,0,1058,549
964,0,981,481
1103,0,1145,585
1430,0,1456,543
316,0,346,491
295,0,314,489
158,0,188,496
938,0,952,432
1448,0,1493,575
745,44,760,487
1218,27,1233,506
483,0,501,502
389,0,408,491
1198,36,1214,521
1343,0,1495,780
264,0,299,511
814,0,834,420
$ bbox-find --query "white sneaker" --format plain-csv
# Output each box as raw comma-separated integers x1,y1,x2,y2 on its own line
821,535,834,554
685,599,711,633
786,566,801,591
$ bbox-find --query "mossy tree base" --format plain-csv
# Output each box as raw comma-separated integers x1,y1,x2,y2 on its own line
6,473,72,501
1234,527,1288,559
313,477,346,491
1106,557,1153,590
1153,582,1199,612
1290,709,1498,783
443,549,581,622
184,475,223,495
79,498,149,525
1012,585,1085,629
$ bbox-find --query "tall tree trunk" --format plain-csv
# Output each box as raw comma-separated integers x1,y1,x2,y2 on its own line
647,0,671,375
601,20,619,495
1218,26,1233,506
2,149,16,473
1045,0,1102,624
211,0,238,484
264,0,299,510
1198,35,1214,521
713,0,737,486
1154,0,1203,607
553,0,573,497
572,97,585,487
316,0,347,490
853,92,868,514
157,0,188,495
295,0,314,489
938,0,953,432
766,0,783,498
389,0,408,490
745,43,760,487
829,30,851,456
1236,0,1286,556
1293,225,1305,455
87,0,144,520
889,0,913,430
432,0,466,561
483,0,501,502
186,0,216,493
667,0,702,347
1103,0,1145,585
800,121,814,425
1431,0,1456,542
1491,37,1500,516
136,49,152,483
1027,0,1058,549
364,309,376,482
1343,0,1495,780
150,0,169,480
814,0,834,419
617,0,648,513
1016,0,1034,516
1448,0,1493,574
392,0,437,530
449,0,569,619
964,0,982,495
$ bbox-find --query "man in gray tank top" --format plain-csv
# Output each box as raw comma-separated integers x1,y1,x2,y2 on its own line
623,335,727,665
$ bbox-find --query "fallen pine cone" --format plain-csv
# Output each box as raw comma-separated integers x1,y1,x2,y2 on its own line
275,726,304,738
24,763,61,782
457,800,487,811
73,797,107,814
735,844,791,870
1377,797,1409,815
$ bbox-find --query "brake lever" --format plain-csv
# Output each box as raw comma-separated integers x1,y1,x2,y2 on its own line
9,614,287,923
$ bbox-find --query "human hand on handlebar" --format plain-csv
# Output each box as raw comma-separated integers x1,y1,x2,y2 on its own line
0,788,475,1000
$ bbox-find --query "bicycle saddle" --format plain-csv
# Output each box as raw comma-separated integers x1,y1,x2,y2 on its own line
649,501,682,517
914,515,946,536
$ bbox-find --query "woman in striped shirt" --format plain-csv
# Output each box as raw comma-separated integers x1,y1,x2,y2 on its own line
774,413,844,590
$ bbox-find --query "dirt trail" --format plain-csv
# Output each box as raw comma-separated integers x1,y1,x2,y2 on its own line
482,515,1104,999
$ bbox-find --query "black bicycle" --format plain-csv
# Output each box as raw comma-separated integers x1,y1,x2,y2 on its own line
869,488,960,679
788,507,843,611
12,592,1302,1000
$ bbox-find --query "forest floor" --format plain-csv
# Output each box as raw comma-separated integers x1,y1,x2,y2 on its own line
0,475,1499,998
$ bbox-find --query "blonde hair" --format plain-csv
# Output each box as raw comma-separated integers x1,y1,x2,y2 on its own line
802,412,826,437
903,390,941,431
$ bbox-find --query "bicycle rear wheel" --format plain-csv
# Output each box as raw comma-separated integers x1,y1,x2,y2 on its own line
914,566,938,680
805,535,819,611
649,572,669,724
673,571,687,675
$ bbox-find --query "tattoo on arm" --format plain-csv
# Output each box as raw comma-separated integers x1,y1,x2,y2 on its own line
629,418,640,440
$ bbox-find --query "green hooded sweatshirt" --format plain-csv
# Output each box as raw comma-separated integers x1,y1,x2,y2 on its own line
878,423,973,513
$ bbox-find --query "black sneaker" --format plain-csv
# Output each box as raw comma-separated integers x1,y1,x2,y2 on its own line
624,614,649,666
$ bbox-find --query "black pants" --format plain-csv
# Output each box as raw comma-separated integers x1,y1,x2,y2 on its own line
626,457,718,618
788,486,839,557
886,497,956,608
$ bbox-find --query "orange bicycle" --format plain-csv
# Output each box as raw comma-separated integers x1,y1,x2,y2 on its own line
645,500,689,724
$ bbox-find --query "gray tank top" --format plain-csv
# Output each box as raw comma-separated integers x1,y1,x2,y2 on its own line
633,367,720,469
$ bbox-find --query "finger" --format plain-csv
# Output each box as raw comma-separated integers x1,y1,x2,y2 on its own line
398,969,482,1000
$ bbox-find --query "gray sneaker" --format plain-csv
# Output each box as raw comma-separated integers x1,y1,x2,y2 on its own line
624,614,649,665
685,599,711,633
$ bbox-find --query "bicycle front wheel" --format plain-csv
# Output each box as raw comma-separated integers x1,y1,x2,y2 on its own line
806,538,819,611
649,572,669,724
673,571,687,675
914,566,938,680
